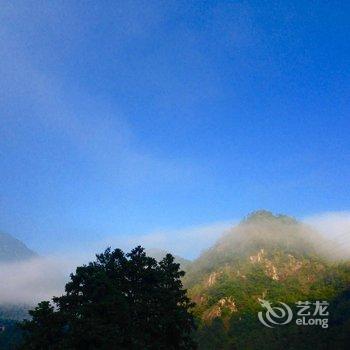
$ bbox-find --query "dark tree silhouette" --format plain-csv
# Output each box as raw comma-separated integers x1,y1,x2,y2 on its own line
19,246,196,349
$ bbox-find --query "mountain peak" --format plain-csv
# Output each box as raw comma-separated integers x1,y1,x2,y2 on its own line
242,210,297,225
183,211,326,288
0,232,36,263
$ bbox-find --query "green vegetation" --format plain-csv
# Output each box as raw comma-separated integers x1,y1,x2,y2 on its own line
0,305,30,321
0,319,23,350
2,210,350,349
186,211,350,349
19,246,196,349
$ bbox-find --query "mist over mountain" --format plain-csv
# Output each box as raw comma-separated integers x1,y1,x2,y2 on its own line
1,211,350,349
0,233,37,319
146,248,192,270
0,233,37,347
184,210,331,286
184,210,350,349
0,232,36,263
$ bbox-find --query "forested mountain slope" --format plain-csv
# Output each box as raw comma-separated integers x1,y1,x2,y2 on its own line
185,211,350,349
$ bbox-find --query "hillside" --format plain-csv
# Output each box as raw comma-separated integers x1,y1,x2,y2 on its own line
0,232,36,263
185,211,350,349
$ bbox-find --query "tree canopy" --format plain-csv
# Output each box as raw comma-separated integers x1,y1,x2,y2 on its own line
19,246,196,349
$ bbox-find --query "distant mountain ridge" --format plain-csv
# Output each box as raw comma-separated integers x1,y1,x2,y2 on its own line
0,232,36,262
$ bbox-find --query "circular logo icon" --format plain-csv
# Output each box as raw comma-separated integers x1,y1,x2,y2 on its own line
258,299,293,328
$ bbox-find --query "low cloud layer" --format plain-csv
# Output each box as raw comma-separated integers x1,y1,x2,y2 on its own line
1,212,350,306
0,221,233,305
304,211,350,258
0,257,67,305
102,220,234,260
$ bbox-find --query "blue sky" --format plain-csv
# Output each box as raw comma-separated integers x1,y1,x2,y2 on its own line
1,1,349,255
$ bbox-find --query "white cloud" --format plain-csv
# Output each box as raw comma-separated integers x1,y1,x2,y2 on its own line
0,251,98,305
0,3,196,188
0,257,66,305
2,212,350,305
0,220,232,304
101,220,234,259
303,211,350,257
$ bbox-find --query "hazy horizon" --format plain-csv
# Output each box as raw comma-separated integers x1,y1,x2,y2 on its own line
1,209,350,305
